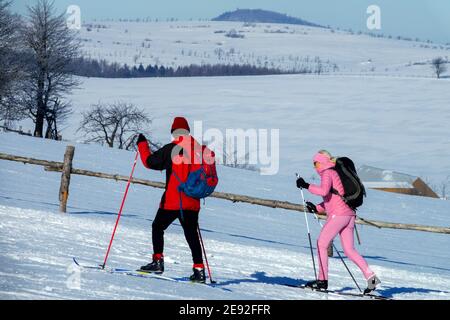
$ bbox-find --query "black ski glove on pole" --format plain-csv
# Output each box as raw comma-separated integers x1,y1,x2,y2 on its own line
296,177,310,189
137,133,147,145
305,201,318,213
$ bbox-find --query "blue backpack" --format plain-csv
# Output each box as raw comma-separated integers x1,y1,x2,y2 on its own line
173,145,219,217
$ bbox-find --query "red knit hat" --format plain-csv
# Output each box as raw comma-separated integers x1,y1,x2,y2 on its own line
171,117,190,133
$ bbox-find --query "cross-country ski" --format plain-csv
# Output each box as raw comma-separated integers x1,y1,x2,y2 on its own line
73,257,220,286
281,283,392,300
74,257,193,283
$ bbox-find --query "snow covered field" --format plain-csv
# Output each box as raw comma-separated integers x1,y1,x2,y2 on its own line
1,133,449,299
1,19,450,300
78,20,450,76
55,74,450,188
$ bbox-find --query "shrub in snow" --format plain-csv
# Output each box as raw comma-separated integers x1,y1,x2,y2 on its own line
431,57,448,79
225,29,245,39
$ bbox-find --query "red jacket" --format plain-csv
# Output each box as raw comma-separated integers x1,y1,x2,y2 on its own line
138,135,201,211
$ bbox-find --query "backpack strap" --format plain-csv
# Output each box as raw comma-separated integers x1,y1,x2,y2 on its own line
172,171,185,221
331,188,341,196
331,187,358,212
328,168,344,199
331,187,346,201
330,167,358,211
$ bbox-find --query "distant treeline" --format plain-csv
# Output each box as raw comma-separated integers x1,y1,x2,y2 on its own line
69,57,303,78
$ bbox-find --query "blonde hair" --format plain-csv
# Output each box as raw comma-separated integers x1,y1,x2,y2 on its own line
318,150,337,163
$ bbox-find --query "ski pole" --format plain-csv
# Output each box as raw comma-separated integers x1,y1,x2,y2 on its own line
355,224,361,246
297,173,318,281
197,224,216,284
101,150,139,269
330,241,362,292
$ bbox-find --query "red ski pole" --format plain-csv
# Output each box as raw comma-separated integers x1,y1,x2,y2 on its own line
197,225,216,284
101,150,139,269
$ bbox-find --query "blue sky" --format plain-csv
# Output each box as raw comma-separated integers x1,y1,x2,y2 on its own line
12,0,450,44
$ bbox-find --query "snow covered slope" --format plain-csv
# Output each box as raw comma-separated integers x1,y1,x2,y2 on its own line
45,73,450,188
2,19,450,300
1,133,449,299
78,21,450,77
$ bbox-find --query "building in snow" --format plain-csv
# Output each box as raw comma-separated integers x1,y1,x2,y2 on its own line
358,165,439,198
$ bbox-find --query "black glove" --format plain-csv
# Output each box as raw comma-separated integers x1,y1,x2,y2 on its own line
305,201,318,213
137,133,147,145
296,177,310,189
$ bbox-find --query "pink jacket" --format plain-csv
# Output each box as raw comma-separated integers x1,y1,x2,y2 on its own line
308,153,355,216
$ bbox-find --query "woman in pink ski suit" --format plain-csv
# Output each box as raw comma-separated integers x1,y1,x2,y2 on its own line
296,150,380,293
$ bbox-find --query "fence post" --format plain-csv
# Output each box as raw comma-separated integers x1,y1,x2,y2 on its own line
59,145,75,213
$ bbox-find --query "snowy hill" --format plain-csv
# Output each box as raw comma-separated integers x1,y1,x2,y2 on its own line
78,20,450,76
1,133,450,299
212,9,323,28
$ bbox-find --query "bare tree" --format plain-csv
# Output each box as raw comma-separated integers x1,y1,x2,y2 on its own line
314,56,323,75
440,175,450,200
78,102,155,150
0,0,25,128
222,150,258,171
431,57,447,79
0,0,18,96
22,0,80,138
44,98,72,140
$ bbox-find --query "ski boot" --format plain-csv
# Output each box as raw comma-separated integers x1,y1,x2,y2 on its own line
139,256,164,274
189,267,206,283
364,274,381,294
305,280,328,291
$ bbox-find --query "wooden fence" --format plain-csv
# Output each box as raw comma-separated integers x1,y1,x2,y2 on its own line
0,146,449,235
0,125,32,136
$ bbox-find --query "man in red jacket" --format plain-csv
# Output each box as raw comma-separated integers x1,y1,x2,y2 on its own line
136,117,205,282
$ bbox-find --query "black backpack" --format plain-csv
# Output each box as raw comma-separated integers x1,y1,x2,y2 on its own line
331,157,366,211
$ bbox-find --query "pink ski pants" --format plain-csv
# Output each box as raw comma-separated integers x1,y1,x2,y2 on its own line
317,215,374,281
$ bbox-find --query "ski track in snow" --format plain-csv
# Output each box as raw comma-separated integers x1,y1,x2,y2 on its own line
0,204,449,300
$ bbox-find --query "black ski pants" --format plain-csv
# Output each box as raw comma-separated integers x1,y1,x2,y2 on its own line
152,208,203,265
